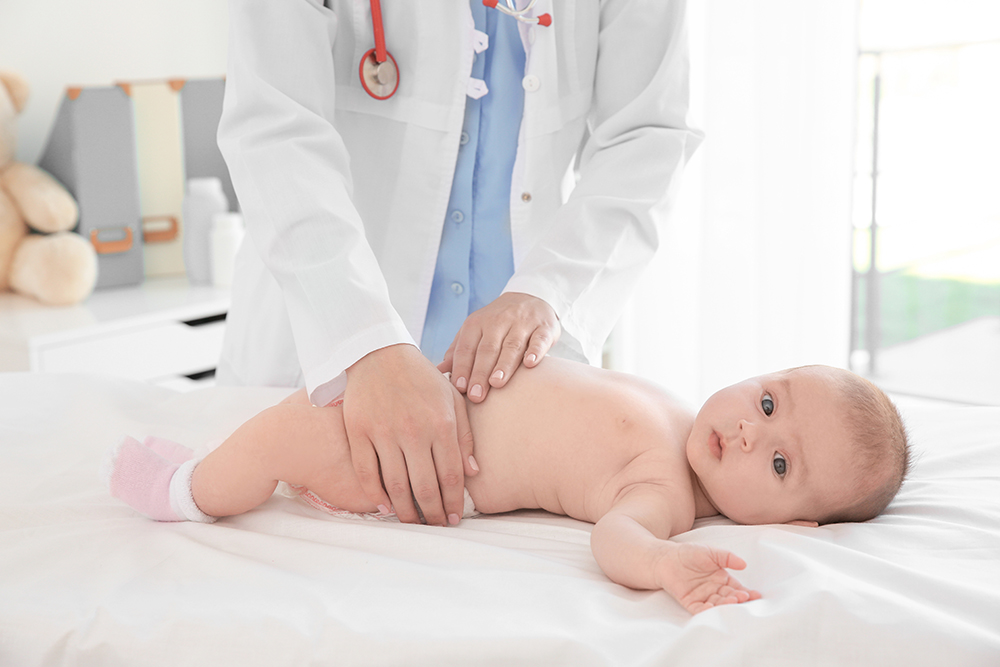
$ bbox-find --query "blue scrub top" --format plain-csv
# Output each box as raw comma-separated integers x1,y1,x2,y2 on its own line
420,2,525,364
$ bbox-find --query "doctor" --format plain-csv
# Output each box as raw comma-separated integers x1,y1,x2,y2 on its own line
217,0,701,527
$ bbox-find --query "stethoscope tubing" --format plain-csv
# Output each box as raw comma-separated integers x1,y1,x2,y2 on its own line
369,0,388,64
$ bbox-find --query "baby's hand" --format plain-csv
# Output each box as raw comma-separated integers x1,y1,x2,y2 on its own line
655,543,761,615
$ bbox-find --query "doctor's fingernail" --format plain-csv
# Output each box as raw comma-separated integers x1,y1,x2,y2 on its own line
448,513,460,525
468,455,480,472
469,384,483,399
377,504,390,515
525,353,537,365
456,376,468,390
491,370,504,382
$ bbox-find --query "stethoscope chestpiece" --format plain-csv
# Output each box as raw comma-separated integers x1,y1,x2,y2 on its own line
360,0,399,100
359,48,399,100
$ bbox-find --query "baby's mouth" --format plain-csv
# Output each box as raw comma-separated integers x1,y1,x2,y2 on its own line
709,431,723,460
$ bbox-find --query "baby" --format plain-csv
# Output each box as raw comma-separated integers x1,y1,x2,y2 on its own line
103,357,909,614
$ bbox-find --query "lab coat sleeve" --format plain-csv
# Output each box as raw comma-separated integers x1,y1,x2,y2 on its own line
218,0,414,401
504,0,703,365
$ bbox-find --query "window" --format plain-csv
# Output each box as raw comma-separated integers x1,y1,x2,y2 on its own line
851,0,1000,405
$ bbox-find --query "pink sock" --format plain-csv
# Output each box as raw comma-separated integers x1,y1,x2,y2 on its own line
143,436,194,464
101,436,215,523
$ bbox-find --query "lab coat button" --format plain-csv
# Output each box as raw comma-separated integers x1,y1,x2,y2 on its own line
460,131,470,146
521,192,532,203
450,210,465,223
473,30,489,54
467,78,488,99
522,75,540,92
451,282,465,295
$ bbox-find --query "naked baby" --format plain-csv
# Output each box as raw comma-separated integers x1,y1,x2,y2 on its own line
104,357,909,615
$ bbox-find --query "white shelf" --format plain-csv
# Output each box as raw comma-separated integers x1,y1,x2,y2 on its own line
0,277,230,389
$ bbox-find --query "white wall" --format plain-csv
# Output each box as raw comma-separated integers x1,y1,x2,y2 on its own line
0,0,229,164
609,0,859,406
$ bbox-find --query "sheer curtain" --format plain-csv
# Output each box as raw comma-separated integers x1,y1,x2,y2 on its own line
608,0,859,406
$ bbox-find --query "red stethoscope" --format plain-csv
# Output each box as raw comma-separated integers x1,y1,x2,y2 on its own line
360,0,552,100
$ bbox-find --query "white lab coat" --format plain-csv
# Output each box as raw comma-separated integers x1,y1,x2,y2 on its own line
217,0,701,404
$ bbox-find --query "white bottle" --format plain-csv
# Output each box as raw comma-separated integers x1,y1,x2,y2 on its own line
210,212,245,288
182,178,228,285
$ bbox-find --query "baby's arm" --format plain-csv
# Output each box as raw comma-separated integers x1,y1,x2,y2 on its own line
590,485,761,614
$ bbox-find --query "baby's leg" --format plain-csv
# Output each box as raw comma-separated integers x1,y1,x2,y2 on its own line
191,401,376,517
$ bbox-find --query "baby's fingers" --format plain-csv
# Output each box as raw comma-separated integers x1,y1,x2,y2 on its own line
722,573,761,603
716,550,747,570
686,588,758,615
722,580,761,606
687,601,714,615
686,593,740,614
717,585,750,602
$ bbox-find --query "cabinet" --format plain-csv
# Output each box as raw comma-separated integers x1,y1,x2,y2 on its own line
0,278,229,391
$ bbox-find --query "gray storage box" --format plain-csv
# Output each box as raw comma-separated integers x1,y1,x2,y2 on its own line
39,85,143,289
179,78,237,212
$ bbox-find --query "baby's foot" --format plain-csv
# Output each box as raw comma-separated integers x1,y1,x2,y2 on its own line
101,436,215,523
142,435,195,464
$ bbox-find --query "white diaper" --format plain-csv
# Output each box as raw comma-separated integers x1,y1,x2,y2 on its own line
278,483,479,523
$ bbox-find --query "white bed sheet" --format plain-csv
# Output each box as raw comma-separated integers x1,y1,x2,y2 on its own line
0,372,998,666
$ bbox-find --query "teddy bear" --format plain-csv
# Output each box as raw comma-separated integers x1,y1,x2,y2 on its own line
0,70,97,306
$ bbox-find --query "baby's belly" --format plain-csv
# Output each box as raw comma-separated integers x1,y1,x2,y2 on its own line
462,392,549,515
461,359,661,521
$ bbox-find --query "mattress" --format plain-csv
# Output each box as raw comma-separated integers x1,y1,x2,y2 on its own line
1,372,998,666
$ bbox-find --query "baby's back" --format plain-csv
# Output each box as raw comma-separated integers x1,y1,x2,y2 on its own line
464,358,695,524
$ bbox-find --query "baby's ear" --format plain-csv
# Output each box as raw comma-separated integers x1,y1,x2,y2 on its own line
785,520,819,528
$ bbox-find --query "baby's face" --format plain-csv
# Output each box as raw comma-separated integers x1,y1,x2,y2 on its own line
686,366,858,525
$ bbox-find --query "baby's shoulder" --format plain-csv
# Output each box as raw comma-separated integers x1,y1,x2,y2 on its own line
602,443,697,532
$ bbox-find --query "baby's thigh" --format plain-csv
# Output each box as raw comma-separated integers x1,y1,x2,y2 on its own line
272,403,377,513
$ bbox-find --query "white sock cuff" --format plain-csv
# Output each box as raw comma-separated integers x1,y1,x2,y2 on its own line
169,459,217,524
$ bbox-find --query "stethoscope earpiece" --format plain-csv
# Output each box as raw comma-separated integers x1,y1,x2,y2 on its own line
482,0,551,26
360,0,552,101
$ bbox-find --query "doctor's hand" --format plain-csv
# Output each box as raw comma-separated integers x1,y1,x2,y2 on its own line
343,344,478,526
438,292,560,404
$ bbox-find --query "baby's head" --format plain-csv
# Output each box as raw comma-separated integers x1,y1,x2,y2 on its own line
686,365,909,527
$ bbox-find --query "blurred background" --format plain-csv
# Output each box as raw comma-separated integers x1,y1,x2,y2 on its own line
613,0,1000,408
1,1,229,162
849,0,1000,407
1,0,997,407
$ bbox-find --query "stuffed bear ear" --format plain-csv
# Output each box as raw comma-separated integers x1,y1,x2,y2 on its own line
0,71,30,115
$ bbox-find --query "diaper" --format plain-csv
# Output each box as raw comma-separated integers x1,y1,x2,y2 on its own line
290,386,478,522
278,483,479,523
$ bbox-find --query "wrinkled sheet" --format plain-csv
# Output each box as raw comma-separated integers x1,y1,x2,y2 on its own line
0,373,998,666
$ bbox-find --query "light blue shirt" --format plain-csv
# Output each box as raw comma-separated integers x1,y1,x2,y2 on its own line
420,2,525,364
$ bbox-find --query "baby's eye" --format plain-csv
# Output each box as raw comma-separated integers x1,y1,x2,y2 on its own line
773,453,787,477
761,393,774,416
